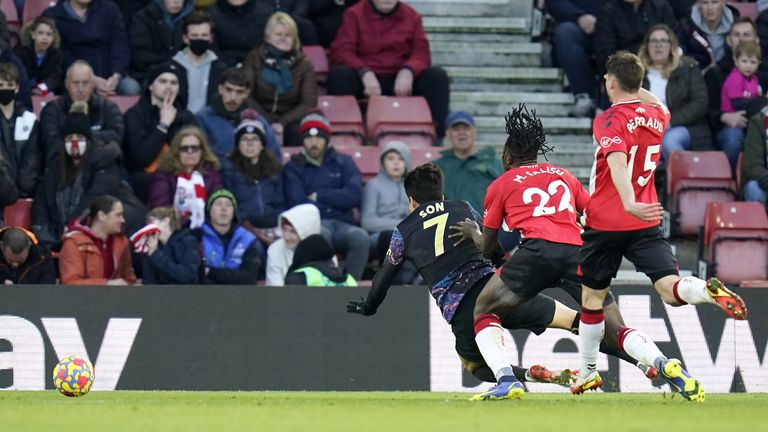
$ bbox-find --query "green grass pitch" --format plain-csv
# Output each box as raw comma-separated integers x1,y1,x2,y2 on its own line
2,391,767,431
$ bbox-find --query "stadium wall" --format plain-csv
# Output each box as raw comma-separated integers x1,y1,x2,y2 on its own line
0,285,765,393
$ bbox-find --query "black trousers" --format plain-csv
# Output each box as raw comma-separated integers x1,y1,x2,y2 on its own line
327,65,450,139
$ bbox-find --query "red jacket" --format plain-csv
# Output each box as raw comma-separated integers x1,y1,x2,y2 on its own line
329,0,431,78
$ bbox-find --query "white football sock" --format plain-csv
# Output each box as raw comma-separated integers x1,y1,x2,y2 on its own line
620,328,666,368
474,314,515,381
673,276,716,305
579,311,604,376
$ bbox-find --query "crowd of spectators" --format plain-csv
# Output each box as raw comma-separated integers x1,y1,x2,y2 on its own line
0,0,765,286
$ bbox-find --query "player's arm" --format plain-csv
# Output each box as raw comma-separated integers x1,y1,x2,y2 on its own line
347,230,405,316
638,87,670,119
481,227,505,265
606,152,664,222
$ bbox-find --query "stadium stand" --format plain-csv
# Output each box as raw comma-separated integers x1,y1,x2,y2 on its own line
728,1,759,21
317,95,365,147
1,0,18,45
365,96,436,147
700,201,768,285
32,94,55,116
4,198,32,229
303,45,329,87
22,0,55,23
667,151,737,236
334,145,379,182
109,95,140,114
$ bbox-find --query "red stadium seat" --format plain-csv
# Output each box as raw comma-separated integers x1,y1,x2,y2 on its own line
22,0,55,23
667,151,737,236
109,95,140,114
302,45,328,84
317,95,365,146
32,94,56,116
335,145,380,182
366,96,436,147
4,198,32,229
281,146,302,163
1,0,19,46
699,201,768,285
410,146,442,167
729,1,758,21
736,152,744,197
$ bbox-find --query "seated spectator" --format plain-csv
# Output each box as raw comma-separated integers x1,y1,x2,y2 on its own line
196,67,280,161
207,0,272,66
265,202,320,286
14,16,65,96
434,112,503,215
254,0,318,45
32,102,145,249
195,189,264,284
221,109,284,245
681,0,737,70
361,140,410,256
130,0,195,83
309,0,359,48
44,0,141,95
40,61,124,163
0,227,56,284
284,233,356,286
741,109,768,206
720,41,764,172
0,63,41,202
243,12,317,147
548,0,606,117
148,125,223,228
283,112,368,279
638,24,711,167
141,206,202,284
171,10,227,113
328,0,449,142
124,62,196,203
59,195,138,285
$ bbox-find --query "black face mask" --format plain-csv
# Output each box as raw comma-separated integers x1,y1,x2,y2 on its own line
188,39,211,56
0,89,15,105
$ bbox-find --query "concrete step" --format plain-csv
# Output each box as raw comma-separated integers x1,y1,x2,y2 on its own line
428,33,531,44
431,42,543,67
423,17,529,34
451,91,572,116
473,115,591,134
446,66,562,92
410,0,513,17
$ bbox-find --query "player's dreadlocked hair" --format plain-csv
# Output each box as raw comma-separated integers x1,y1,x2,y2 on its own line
404,162,444,204
503,103,554,163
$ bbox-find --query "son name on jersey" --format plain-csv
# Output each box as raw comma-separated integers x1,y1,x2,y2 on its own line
418,202,445,218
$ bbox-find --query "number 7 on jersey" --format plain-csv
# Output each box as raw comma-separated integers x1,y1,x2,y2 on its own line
423,213,449,257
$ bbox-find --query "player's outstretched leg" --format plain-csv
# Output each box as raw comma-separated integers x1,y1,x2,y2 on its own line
616,327,704,402
471,313,525,400
526,365,576,387
661,275,747,320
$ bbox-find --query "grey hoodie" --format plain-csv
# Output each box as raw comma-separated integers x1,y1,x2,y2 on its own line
361,141,412,234
690,4,734,63
172,49,220,113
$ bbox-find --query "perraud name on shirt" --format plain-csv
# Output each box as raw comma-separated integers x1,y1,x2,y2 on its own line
626,115,664,134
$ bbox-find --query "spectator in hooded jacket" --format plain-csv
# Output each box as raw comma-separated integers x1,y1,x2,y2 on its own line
265,202,320,286
142,206,202,284
284,234,356,286
681,0,737,70
221,109,283,246
0,227,56,284
327,0,449,142
59,195,138,285
282,112,368,280
171,10,227,113
148,125,223,228
124,62,197,203
32,102,145,250
242,12,317,147
0,63,41,206
130,0,196,83
206,0,272,66
196,188,264,284
44,0,141,95
14,16,65,96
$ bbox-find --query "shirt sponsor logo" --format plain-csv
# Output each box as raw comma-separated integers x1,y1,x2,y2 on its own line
599,136,622,148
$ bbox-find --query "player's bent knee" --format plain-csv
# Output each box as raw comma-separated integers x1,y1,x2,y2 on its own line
653,274,682,306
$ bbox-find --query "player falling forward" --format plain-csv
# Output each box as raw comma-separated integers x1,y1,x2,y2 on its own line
451,104,661,400
572,51,748,402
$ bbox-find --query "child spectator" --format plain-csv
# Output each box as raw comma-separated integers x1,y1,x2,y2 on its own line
265,203,320,286
720,40,764,172
141,206,202,284
148,125,223,228
14,16,65,96
59,195,138,285
284,234,356,286
221,109,283,246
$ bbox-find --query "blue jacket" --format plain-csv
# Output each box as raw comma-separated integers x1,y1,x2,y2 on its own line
195,105,281,162
201,223,258,269
220,159,284,225
44,0,131,78
282,148,362,224
142,229,201,284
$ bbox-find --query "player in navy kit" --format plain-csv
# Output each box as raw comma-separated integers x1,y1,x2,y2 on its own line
573,51,748,401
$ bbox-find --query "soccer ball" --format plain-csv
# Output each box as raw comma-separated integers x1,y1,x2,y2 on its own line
53,356,95,397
